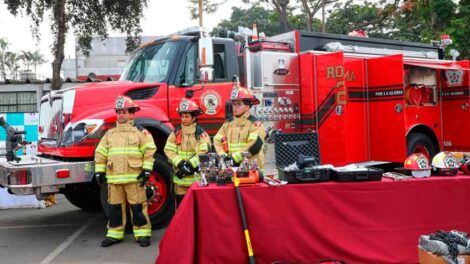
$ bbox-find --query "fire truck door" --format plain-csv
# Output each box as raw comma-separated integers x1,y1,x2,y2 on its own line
441,62,470,152
366,54,406,162
311,52,347,165
344,58,368,163
168,41,233,134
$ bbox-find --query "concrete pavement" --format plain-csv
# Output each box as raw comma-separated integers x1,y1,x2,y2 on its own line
0,195,165,264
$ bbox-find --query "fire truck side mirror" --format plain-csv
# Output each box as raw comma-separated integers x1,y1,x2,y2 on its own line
198,37,214,83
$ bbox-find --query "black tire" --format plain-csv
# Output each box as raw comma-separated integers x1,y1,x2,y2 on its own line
64,181,101,211
406,133,438,158
99,154,175,230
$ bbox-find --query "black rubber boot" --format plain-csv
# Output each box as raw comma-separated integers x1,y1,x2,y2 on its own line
137,236,151,247
101,237,122,247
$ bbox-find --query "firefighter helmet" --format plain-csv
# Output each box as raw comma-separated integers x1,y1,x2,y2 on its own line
431,151,459,176
230,86,260,106
404,153,431,178
177,98,202,116
115,95,140,112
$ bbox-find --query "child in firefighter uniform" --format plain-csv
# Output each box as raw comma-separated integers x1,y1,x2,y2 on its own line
214,86,266,168
94,95,156,248
164,99,211,206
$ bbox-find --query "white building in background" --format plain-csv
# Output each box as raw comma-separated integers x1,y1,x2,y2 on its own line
62,36,158,81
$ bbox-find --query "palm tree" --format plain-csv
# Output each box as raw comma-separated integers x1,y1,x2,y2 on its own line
31,50,46,76
5,52,21,80
0,38,8,81
19,50,33,71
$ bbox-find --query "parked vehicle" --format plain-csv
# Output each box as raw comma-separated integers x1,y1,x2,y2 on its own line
1,26,468,226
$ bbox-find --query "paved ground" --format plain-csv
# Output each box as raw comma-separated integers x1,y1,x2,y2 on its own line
0,195,165,264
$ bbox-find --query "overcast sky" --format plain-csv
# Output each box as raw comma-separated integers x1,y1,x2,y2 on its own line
0,0,246,77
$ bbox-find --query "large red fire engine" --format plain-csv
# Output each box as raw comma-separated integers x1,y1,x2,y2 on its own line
0,27,468,226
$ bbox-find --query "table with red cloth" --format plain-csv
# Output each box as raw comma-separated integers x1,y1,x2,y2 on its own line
156,175,470,264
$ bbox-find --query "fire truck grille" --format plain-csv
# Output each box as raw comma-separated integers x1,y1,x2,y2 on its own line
125,87,158,100
39,94,63,141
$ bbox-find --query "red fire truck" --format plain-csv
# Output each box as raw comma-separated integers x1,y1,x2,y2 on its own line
0,27,468,226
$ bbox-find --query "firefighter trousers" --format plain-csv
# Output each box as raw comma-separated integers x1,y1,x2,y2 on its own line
106,183,151,240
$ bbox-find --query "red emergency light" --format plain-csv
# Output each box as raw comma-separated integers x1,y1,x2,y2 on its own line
56,169,70,179
441,34,452,46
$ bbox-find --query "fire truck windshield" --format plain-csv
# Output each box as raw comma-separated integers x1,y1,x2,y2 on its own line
120,41,178,83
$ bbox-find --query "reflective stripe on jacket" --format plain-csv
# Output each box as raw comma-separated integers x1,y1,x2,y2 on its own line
214,111,266,168
94,120,156,184
164,123,211,186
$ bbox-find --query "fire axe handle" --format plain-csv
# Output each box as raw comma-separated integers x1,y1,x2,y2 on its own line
234,179,256,264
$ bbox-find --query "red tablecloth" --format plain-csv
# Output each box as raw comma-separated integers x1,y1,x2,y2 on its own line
156,176,470,264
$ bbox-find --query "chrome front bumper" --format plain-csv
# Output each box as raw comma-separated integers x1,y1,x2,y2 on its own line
0,156,94,196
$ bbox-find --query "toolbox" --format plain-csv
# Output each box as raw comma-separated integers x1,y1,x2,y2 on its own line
331,166,383,182
274,132,330,183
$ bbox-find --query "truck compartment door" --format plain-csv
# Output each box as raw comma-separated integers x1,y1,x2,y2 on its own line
441,61,470,152
344,57,368,163
366,54,406,162
300,52,347,165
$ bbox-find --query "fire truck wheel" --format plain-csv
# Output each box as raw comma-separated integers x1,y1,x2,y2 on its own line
99,154,175,230
63,182,101,211
407,133,437,160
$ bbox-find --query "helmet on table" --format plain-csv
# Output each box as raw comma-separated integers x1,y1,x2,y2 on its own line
404,153,431,178
432,152,459,176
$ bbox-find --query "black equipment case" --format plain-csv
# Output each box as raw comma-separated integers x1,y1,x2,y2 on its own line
274,132,330,183
331,167,383,182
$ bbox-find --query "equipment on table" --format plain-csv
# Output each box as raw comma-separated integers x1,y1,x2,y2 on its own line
403,153,431,178
331,164,383,182
197,153,234,186
274,132,330,183
263,176,287,186
432,152,459,176
198,153,215,186
383,172,412,181
297,154,318,169
234,152,263,187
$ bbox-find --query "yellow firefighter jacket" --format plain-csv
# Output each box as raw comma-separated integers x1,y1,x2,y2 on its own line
94,120,156,184
214,111,266,168
164,123,211,186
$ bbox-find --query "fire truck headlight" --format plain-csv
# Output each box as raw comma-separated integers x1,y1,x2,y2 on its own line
61,119,104,146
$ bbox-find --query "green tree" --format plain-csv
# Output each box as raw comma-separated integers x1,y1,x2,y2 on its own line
388,0,457,42
188,0,227,24
298,0,338,32
326,0,390,38
0,38,8,81
242,0,294,32
5,52,21,80
448,0,470,59
213,3,322,37
31,50,46,75
214,5,284,36
5,0,148,90
19,51,33,71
